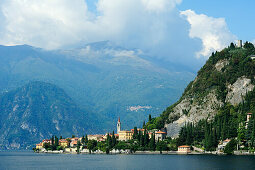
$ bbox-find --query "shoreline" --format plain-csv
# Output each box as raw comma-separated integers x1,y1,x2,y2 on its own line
35,150,255,156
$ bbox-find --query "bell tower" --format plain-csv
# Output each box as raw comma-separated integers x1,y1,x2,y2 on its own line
117,117,121,134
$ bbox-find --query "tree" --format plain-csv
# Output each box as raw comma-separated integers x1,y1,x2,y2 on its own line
237,123,246,142
156,141,167,153
143,121,146,128
229,42,235,49
243,41,255,49
81,136,85,145
106,133,112,149
60,136,63,140
224,139,237,155
72,135,75,138
148,133,156,151
87,140,97,154
77,140,81,153
54,136,59,147
112,131,116,147
66,138,71,147
133,127,138,139
149,114,152,122
85,135,88,144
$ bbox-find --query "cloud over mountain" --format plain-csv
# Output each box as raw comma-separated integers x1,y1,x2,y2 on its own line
0,0,237,67
181,10,237,58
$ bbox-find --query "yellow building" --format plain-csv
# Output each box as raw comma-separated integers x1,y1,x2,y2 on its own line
59,139,69,148
36,143,43,150
118,130,133,141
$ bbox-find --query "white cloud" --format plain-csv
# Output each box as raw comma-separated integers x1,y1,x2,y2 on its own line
252,39,255,45
0,0,236,67
181,10,237,58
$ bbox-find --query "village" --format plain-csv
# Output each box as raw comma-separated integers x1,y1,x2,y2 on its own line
35,113,255,155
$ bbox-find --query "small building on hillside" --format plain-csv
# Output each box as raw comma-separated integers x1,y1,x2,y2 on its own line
217,139,231,152
87,135,104,141
155,131,167,141
42,139,52,145
178,145,191,153
246,113,253,129
249,55,255,60
59,139,69,148
70,140,78,147
36,143,43,150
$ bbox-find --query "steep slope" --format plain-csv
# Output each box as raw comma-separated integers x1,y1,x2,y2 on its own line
152,42,255,137
0,43,195,131
0,81,97,149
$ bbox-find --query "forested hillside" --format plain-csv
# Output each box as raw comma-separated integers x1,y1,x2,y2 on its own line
144,41,255,150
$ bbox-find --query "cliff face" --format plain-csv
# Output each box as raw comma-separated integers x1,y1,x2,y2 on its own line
164,44,255,137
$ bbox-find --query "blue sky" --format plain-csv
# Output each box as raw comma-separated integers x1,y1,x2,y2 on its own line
179,0,255,42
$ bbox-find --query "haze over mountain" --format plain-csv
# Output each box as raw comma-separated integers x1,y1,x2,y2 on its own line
0,81,99,149
0,42,195,149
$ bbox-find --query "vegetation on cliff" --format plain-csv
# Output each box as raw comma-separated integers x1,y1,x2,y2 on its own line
145,41,255,152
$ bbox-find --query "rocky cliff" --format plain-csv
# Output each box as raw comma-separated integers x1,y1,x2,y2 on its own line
163,42,255,137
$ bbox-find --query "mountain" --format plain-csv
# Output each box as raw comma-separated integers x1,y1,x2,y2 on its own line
0,81,99,149
145,42,255,137
0,42,195,131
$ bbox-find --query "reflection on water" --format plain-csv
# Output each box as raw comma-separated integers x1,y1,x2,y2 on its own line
0,151,255,170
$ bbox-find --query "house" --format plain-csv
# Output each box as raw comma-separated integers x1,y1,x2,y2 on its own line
70,140,78,147
217,139,231,152
246,113,252,129
131,128,145,134
36,143,43,150
118,130,133,141
59,139,69,148
42,139,51,144
249,55,255,60
178,145,191,153
87,135,104,141
155,131,167,141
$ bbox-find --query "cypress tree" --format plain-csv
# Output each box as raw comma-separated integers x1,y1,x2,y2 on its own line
112,131,116,147
133,127,138,139
85,134,88,144
81,135,85,145
148,133,156,151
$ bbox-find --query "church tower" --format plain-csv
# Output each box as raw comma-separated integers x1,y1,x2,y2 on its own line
117,117,121,134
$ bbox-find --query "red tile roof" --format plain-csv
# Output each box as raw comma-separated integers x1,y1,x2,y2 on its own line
155,131,166,134
178,145,190,148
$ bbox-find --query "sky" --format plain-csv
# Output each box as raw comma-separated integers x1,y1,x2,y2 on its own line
0,0,254,68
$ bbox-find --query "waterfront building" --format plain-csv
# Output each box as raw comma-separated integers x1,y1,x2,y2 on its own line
36,143,43,149
59,139,69,148
118,130,133,141
178,145,191,153
217,139,231,152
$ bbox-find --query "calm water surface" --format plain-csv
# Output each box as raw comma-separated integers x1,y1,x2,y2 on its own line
0,151,255,170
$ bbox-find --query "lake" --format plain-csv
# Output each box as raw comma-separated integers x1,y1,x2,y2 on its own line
0,151,255,170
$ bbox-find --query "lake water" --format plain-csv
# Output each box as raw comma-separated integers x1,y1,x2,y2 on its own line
0,151,255,170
